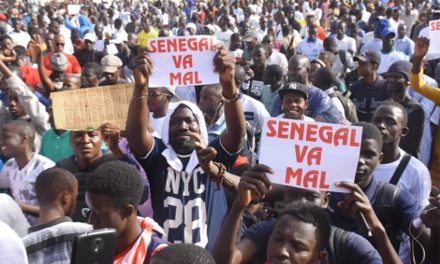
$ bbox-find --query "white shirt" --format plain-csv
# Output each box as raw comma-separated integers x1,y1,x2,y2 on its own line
256,28,267,43
215,30,233,49
298,39,323,60
0,221,28,264
267,50,288,75
0,154,55,225
335,35,357,53
377,50,409,74
374,148,431,208
240,94,270,129
0,194,30,237
360,37,382,54
8,30,31,48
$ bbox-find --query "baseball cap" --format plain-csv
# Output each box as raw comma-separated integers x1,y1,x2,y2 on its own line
380,26,396,39
354,50,381,65
83,32,96,42
278,82,308,100
204,24,215,33
100,55,123,73
387,60,411,81
186,22,196,32
50,52,68,72
244,30,257,42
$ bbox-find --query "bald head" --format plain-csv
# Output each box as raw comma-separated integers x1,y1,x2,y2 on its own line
234,64,246,87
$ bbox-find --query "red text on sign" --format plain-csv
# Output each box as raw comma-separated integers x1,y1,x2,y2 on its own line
284,167,330,189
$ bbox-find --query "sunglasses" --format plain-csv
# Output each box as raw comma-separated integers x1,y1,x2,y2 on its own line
55,42,65,46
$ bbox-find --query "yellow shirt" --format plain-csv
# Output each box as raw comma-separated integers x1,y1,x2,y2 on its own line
137,29,159,47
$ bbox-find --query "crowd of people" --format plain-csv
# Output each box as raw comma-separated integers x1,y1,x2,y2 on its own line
0,0,439,263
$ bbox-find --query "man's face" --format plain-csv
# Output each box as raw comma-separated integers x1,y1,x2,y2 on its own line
356,60,375,77
282,92,308,120
12,19,22,31
386,72,407,95
168,106,201,155
266,215,322,264
49,23,60,35
86,192,126,235
397,25,407,39
1,38,14,51
336,22,345,39
382,36,395,51
7,91,26,119
95,25,104,39
371,105,406,144
54,35,65,53
81,68,100,88
84,39,95,52
199,86,223,117
253,48,267,66
0,124,23,158
103,71,119,85
306,15,315,26
70,130,102,160
260,17,267,29
288,59,308,83
308,27,317,40
355,138,382,188
147,88,170,113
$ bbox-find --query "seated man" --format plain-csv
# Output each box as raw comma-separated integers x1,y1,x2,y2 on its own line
23,168,92,264
330,122,420,263
57,123,144,222
211,164,383,264
0,120,55,225
86,161,168,263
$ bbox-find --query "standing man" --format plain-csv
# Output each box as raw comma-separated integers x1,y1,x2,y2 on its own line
349,51,389,122
394,24,414,57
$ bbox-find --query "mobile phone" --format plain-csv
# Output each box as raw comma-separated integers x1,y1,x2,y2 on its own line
71,228,117,264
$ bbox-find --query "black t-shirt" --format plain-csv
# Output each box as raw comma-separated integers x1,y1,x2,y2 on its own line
349,75,389,122
400,97,424,158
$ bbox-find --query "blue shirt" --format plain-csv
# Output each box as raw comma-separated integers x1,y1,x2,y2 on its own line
394,36,415,57
270,85,344,123
138,137,238,250
243,219,383,264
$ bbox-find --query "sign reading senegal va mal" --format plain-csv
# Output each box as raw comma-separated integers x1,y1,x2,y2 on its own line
147,36,219,87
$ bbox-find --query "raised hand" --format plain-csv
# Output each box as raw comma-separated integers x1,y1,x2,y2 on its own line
100,122,121,151
235,164,273,209
130,51,153,88
413,37,430,60
213,43,236,86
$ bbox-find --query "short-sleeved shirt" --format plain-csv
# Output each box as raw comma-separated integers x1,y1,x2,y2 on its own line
349,75,389,122
39,128,74,162
0,154,55,225
137,137,238,250
243,219,382,264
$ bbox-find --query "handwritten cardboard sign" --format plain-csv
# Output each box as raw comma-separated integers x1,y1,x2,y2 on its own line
148,36,219,87
428,19,440,55
259,118,362,193
51,84,133,131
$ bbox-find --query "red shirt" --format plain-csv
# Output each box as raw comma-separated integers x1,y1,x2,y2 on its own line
43,51,81,74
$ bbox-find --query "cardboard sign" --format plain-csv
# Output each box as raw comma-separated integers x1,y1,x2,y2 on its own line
67,4,81,15
51,84,133,131
428,19,440,55
259,118,362,193
148,36,219,87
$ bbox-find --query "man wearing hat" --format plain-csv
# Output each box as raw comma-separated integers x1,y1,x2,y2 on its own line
386,60,424,158
148,86,180,139
349,50,389,122
278,82,314,121
377,26,408,74
100,55,126,86
73,33,104,67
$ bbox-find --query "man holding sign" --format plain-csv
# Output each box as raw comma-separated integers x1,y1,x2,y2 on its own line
126,44,246,250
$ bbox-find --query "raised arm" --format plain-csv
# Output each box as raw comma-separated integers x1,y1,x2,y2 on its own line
29,36,56,94
126,53,154,157
336,182,403,264
215,46,246,153
212,164,273,264
410,38,440,105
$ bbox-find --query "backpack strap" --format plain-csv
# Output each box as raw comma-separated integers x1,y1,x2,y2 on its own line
389,153,411,185
329,227,349,264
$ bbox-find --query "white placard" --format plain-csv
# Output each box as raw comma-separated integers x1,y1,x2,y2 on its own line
259,117,362,193
67,4,81,15
148,36,219,87
428,19,440,55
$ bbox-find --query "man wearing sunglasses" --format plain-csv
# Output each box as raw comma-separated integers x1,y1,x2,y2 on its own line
42,34,81,74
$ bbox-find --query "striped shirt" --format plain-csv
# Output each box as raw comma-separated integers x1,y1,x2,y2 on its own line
113,217,168,264
23,217,92,264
